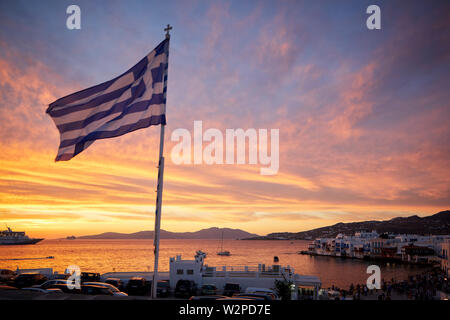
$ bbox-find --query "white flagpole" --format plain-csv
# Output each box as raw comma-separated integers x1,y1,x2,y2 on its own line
151,25,171,299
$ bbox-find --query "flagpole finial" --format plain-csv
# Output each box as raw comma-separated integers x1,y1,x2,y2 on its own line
164,24,172,39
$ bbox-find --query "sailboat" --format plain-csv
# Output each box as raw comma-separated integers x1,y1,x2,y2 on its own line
217,230,231,256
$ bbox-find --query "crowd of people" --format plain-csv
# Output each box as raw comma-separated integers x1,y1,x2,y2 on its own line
327,267,449,300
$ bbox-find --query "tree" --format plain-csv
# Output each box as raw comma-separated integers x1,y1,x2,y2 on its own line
275,279,292,300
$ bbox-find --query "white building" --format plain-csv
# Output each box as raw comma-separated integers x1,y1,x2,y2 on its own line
169,253,321,299
101,252,322,299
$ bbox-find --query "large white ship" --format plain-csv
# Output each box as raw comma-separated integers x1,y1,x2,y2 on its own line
0,226,43,245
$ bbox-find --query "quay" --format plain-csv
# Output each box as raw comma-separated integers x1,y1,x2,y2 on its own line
302,231,450,266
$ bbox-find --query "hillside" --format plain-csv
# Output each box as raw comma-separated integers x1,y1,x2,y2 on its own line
77,227,259,240
243,210,450,240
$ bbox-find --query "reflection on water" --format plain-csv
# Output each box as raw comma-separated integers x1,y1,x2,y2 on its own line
0,239,430,288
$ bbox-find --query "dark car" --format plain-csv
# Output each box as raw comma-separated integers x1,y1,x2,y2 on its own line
0,269,17,284
175,280,197,298
201,284,218,295
105,278,124,291
126,277,150,296
80,272,100,283
80,284,114,295
157,280,170,298
13,274,47,289
223,283,241,297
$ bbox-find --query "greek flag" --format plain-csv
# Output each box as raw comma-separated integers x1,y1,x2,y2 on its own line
46,38,169,161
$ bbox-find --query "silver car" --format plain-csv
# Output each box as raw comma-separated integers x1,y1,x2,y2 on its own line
83,282,128,296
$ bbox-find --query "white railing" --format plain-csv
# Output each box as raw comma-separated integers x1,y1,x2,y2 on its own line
202,266,292,279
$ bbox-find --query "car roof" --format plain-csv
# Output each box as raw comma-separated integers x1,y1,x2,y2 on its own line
190,295,226,300
82,284,105,287
46,279,69,282
217,298,253,300
0,285,17,290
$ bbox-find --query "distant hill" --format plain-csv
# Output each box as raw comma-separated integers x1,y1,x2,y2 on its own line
77,227,259,240
243,210,450,240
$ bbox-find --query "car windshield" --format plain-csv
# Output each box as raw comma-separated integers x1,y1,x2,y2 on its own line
203,285,215,290
158,282,169,288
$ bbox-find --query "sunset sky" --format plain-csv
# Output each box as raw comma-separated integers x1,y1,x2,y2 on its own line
0,0,449,238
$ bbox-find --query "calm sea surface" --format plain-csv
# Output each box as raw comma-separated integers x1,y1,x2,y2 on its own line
0,239,430,288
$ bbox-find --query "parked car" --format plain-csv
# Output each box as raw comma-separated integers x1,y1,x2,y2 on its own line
13,274,47,289
80,272,100,283
201,284,218,295
21,287,63,294
125,277,150,296
190,295,227,300
233,293,274,300
35,279,75,289
0,285,17,290
174,280,197,298
244,287,279,300
216,297,254,300
223,283,241,296
245,287,278,296
83,282,128,296
80,284,114,296
156,280,170,297
0,269,16,283
104,278,124,291
47,283,81,294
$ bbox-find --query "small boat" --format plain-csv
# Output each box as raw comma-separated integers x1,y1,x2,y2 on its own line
217,231,231,256
196,250,207,258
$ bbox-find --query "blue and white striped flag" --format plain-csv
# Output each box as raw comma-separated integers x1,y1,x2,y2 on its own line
46,38,169,161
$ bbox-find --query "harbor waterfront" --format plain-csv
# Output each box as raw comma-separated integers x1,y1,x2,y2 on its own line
0,239,432,289
300,231,449,266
